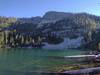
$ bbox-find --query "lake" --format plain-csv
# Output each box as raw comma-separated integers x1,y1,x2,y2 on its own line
0,48,87,75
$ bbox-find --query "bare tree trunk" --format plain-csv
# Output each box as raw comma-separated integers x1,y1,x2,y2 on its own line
64,67,100,75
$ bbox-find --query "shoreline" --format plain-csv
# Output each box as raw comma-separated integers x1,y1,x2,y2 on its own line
64,67,100,75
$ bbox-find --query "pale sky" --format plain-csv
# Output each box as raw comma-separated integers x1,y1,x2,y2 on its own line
0,0,100,17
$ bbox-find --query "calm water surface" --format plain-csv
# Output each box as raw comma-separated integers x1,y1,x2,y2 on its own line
0,48,87,75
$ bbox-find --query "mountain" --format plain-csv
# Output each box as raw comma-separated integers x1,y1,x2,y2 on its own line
17,16,42,24
41,11,73,23
0,11,100,49
35,11,99,37
19,12,96,34
1,11,100,32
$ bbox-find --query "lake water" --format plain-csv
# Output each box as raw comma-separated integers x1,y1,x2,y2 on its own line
0,48,87,75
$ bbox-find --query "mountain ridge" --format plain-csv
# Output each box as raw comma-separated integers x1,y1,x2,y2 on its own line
0,11,100,49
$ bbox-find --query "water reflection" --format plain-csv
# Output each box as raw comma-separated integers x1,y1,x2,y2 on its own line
0,48,86,74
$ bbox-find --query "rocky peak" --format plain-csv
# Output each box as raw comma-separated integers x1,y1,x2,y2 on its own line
43,11,73,20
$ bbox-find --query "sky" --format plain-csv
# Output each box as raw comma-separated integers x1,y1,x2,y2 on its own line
0,0,100,17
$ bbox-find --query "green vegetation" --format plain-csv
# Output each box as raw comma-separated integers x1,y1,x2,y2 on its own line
0,31,5,48
0,12,100,49
0,16,17,27
47,36,64,44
